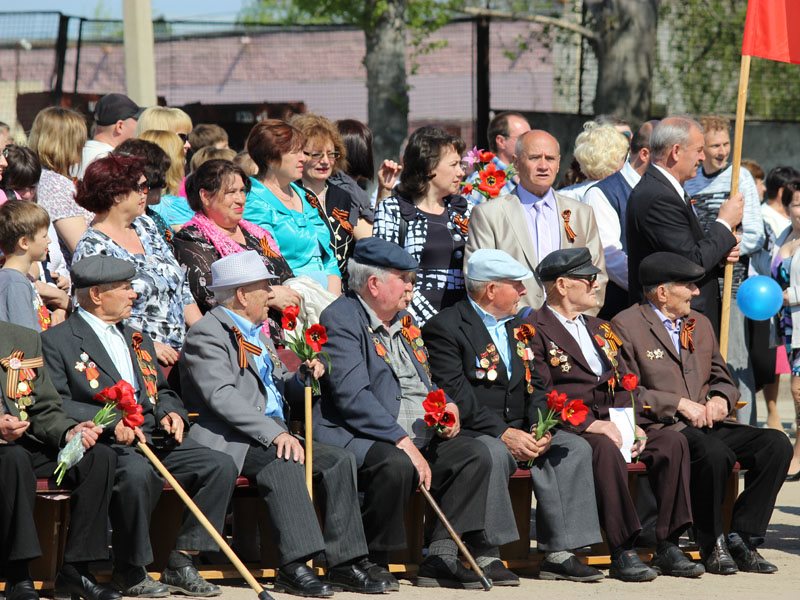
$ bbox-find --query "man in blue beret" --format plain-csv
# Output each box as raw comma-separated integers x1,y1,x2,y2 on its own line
612,252,791,575
424,249,605,582
315,237,520,588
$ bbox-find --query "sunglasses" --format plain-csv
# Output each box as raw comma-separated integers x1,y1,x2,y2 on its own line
178,133,189,143
134,181,150,195
567,273,598,283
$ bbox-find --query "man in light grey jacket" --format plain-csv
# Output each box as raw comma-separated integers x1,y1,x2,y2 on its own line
180,251,389,598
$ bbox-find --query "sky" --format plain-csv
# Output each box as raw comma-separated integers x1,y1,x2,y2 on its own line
18,0,248,21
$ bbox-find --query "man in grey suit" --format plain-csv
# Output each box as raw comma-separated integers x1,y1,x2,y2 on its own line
180,251,388,597
315,237,519,589
465,130,607,315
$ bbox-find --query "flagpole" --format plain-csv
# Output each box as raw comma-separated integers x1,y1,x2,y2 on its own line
719,53,751,361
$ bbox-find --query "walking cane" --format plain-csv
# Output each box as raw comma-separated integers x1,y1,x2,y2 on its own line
417,484,493,591
137,442,275,600
304,372,313,499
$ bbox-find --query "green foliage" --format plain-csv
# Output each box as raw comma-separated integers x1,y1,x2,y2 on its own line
659,0,800,120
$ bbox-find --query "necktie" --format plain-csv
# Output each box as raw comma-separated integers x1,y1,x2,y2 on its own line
232,326,262,369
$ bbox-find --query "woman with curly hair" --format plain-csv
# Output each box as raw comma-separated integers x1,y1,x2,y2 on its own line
73,155,201,365
373,125,469,325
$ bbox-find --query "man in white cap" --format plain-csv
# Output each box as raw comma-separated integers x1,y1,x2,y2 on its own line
423,249,604,582
180,251,389,597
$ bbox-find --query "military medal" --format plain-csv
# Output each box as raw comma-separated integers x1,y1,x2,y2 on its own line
480,343,501,382
0,350,44,421
480,357,490,369
487,369,497,381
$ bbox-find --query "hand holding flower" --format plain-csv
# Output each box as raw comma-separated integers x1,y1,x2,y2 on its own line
66,421,103,449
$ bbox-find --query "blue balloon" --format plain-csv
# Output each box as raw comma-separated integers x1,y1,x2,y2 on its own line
736,275,783,321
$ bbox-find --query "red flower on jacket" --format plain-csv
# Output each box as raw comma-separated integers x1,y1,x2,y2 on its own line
477,162,506,198
305,324,328,353
621,373,638,392
282,305,300,331
562,399,589,426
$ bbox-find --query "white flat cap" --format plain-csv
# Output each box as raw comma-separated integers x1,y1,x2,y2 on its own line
207,251,277,292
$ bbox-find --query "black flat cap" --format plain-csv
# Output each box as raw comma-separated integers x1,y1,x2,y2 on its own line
639,252,705,287
353,237,419,271
536,248,600,281
71,255,136,288
94,93,143,126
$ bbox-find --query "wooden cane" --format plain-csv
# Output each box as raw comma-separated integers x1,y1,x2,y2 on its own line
304,372,313,499
137,442,274,600
418,484,493,591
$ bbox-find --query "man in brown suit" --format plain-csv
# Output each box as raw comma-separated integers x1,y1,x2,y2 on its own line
528,248,699,582
612,252,792,575
465,130,607,314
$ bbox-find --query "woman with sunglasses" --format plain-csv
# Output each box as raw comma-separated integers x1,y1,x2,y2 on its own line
138,130,194,230
244,119,341,295
73,155,201,366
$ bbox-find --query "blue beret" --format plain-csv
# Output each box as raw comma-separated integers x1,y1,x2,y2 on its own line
353,237,419,271
536,248,600,281
71,255,136,288
467,249,532,281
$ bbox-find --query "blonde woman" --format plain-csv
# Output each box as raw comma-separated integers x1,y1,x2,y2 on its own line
28,106,92,253
136,106,193,154
139,130,193,229
559,121,630,202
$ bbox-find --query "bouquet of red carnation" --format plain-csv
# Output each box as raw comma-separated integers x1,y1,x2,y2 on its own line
54,381,142,484
422,389,455,432
528,390,588,466
280,305,330,394
461,147,515,202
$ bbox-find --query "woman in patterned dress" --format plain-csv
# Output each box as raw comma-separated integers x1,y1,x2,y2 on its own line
73,155,201,367
373,126,469,325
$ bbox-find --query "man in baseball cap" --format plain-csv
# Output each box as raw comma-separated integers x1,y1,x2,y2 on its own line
78,93,144,179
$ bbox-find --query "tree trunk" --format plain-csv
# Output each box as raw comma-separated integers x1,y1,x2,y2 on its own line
587,0,659,122
364,0,408,166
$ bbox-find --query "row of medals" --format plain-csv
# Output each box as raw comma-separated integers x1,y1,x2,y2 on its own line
476,343,499,381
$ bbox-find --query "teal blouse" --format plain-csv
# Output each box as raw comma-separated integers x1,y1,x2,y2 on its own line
244,178,340,279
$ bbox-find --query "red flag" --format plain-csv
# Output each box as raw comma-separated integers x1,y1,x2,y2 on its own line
742,0,800,64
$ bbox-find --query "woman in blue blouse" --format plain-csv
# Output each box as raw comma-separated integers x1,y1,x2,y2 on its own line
244,119,341,295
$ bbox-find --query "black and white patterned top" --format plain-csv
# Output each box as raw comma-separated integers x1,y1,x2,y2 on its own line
373,194,472,325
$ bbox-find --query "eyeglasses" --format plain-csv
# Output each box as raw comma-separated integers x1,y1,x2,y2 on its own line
567,273,598,283
177,133,189,143
303,151,341,161
134,181,150,195
1,147,9,158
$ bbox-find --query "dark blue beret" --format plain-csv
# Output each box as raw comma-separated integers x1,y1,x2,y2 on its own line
352,237,419,271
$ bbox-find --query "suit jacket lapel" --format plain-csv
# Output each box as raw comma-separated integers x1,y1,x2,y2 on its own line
503,193,539,270
639,304,681,362
458,301,510,383
504,319,525,387
69,316,123,383
536,306,595,374
213,309,263,383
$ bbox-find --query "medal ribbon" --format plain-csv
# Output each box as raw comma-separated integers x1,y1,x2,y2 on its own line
599,323,623,353
131,332,159,404
680,318,696,353
232,326,262,369
0,351,43,400
561,209,577,242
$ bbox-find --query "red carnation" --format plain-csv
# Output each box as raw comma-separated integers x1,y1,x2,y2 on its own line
621,373,638,392
281,305,300,331
304,324,328,353
562,399,589,426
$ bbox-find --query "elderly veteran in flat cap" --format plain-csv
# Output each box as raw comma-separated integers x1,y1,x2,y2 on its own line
315,237,519,589
41,255,238,598
527,247,698,582
424,249,605,582
180,251,389,597
611,252,791,576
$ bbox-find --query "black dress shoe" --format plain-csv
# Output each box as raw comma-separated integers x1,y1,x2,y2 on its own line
415,555,483,589
110,571,170,598
727,534,778,573
651,543,705,578
275,563,334,598
55,571,122,600
481,560,519,586
538,555,604,582
325,560,386,594
785,471,800,482
700,535,738,575
609,549,658,582
161,564,221,596
6,580,39,600
355,558,399,592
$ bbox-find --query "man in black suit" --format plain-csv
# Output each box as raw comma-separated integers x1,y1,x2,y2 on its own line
423,249,604,582
626,116,744,334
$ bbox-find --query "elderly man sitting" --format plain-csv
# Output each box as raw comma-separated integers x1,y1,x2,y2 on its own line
315,237,519,588
611,252,792,575
527,248,700,582
423,249,604,582
180,251,388,597
41,255,238,598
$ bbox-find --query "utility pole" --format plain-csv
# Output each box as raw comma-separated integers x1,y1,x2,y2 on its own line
123,0,157,106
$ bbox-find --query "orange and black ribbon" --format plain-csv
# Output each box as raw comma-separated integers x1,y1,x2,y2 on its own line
599,323,623,353
561,209,577,243
331,208,354,235
232,326,262,369
0,351,43,401
259,236,280,259
132,332,159,403
680,318,696,353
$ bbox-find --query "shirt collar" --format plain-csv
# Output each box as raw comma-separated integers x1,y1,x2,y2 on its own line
648,302,681,331
468,296,514,328
77,306,122,336
222,307,262,339
547,304,585,327
357,294,402,336
620,160,642,188
517,184,556,208
653,164,688,201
